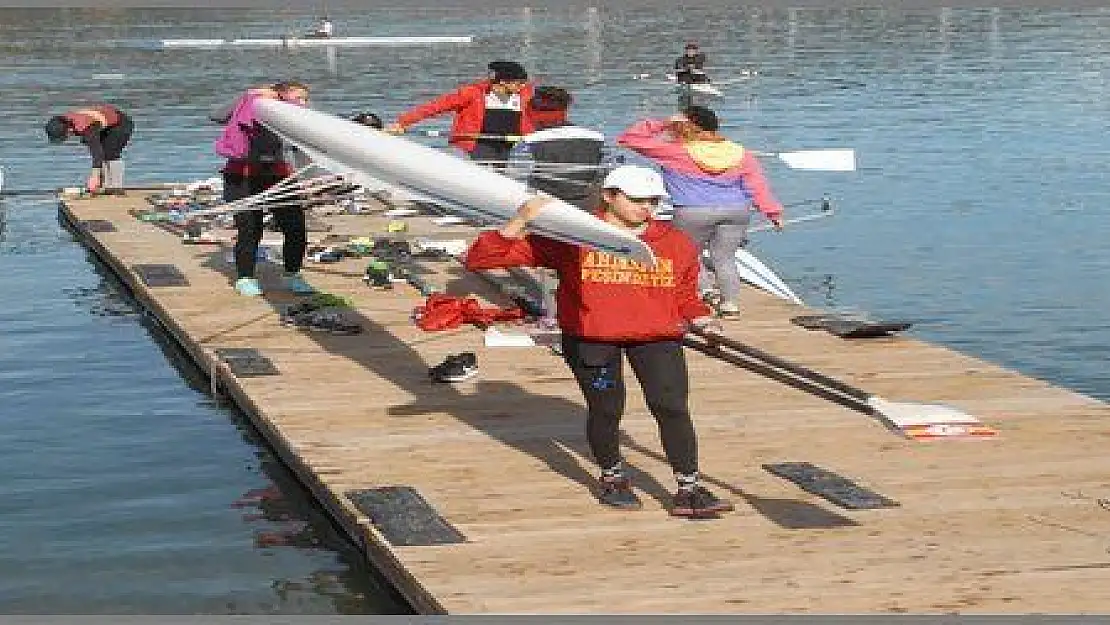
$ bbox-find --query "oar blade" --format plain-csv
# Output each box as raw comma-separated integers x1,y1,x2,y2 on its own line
777,149,856,172
734,248,805,305
867,397,998,440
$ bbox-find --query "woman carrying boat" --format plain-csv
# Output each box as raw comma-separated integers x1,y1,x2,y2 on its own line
465,165,734,519
44,103,133,194
385,61,536,168
213,81,316,297
617,106,784,318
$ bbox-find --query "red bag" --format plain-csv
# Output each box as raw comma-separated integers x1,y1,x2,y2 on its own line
413,294,525,331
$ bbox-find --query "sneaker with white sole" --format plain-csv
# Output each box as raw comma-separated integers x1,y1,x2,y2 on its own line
234,277,263,297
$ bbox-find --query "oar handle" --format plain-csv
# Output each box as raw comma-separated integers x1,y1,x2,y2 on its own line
412,130,523,142
687,327,871,402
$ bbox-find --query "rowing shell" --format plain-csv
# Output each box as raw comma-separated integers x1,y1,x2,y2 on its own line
159,36,473,49
253,99,655,266
666,74,724,97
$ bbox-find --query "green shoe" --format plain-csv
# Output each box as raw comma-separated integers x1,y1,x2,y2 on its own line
234,277,263,297
283,272,316,294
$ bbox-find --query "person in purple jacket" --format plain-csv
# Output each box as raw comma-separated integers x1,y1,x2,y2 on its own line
617,106,785,318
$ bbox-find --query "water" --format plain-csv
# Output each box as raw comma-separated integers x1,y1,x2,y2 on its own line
1,4,1109,613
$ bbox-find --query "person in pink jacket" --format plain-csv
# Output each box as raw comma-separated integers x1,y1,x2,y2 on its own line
617,106,785,318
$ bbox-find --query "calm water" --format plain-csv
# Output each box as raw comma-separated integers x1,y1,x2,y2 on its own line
1,4,1109,613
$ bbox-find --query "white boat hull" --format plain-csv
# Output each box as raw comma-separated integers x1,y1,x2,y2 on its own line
666,74,723,97
253,99,656,266
160,36,473,49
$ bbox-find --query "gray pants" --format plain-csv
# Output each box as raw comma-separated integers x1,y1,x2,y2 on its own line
671,206,750,303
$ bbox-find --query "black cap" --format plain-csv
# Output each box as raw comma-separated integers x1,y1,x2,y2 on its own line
487,60,528,82
531,86,572,111
683,105,719,131
44,116,70,143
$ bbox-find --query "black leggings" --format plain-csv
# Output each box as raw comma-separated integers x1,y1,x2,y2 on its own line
100,114,133,161
224,173,307,279
561,336,698,476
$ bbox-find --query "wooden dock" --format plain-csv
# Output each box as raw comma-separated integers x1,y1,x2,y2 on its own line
59,189,1110,614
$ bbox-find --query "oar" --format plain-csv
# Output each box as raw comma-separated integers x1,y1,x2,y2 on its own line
685,327,998,440
405,129,525,142
755,149,856,172
0,184,173,199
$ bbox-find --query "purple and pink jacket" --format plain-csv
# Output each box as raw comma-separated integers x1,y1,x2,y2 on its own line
616,119,783,218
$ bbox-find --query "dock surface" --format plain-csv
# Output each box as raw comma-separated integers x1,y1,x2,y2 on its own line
60,190,1110,614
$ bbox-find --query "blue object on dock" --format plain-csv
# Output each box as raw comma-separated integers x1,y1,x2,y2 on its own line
80,219,117,232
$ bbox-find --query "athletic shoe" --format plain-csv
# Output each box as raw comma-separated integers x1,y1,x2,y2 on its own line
428,352,478,383
234,277,263,297
597,476,642,510
718,301,741,319
283,272,317,294
670,485,735,519
701,289,723,310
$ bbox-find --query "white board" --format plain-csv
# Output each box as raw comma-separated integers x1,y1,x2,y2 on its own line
253,99,656,266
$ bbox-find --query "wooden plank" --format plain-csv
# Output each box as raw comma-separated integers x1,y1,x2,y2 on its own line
58,191,1110,614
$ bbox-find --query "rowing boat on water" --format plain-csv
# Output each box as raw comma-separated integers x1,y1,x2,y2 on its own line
665,74,724,97
159,36,473,49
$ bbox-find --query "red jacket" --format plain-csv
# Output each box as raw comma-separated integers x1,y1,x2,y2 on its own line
396,80,536,154
464,221,710,342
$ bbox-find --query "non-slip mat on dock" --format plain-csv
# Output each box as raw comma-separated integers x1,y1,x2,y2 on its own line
763,462,899,510
214,347,280,377
80,219,117,232
132,263,189,287
791,314,913,339
346,486,467,546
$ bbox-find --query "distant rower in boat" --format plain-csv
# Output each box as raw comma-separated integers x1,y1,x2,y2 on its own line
307,16,333,39
44,103,133,195
386,60,536,168
508,86,605,210
674,41,711,85
617,106,784,319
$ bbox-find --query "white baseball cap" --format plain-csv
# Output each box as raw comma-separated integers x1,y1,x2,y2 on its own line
601,165,669,199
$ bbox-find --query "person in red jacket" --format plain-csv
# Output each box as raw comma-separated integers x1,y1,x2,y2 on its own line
386,61,535,167
464,165,735,519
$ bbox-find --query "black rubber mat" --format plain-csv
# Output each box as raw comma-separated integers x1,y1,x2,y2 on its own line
763,462,899,510
81,219,117,232
213,347,280,377
132,263,189,287
346,486,467,546
791,314,913,338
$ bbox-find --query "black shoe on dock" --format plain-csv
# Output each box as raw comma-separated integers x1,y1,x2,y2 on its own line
428,352,478,383
670,485,734,519
597,476,642,510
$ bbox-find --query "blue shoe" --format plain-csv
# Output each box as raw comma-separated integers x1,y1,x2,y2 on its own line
234,277,263,297
283,272,316,294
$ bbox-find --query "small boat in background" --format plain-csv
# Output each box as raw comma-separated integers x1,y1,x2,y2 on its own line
159,35,473,49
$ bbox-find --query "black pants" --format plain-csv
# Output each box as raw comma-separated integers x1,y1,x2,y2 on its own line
470,141,512,170
561,336,698,476
224,173,307,279
100,114,133,160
